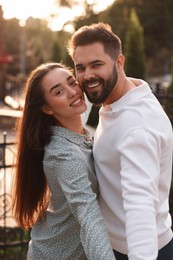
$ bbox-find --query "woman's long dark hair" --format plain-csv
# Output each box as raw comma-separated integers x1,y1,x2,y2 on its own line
12,62,69,229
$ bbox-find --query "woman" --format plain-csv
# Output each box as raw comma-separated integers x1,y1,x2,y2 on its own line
12,62,115,259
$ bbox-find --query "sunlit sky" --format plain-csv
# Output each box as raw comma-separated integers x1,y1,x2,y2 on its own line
0,0,115,31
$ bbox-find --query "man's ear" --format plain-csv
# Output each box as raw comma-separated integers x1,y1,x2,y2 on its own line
116,54,125,70
42,105,54,115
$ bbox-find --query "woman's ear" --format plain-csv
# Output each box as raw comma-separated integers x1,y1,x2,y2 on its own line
42,105,54,115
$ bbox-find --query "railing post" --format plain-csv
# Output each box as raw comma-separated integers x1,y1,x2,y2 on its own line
3,131,7,228
2,131,7,256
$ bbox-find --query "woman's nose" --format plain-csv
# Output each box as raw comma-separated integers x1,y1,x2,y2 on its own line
67,86,78,97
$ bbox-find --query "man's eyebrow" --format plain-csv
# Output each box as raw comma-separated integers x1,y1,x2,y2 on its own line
75,60,103,68
90,59,103,65
49,75,73,93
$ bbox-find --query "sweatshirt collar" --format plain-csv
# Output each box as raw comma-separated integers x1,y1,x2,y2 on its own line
101,79,151,113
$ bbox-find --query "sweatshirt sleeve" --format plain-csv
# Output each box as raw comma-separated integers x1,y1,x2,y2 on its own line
118,128,160,260
50,148,115,260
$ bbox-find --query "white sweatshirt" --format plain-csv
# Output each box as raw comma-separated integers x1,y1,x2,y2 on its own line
93,79,173,260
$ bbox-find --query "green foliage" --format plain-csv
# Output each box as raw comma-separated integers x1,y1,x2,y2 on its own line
100,0,173,77
51,40,62,63
166,78,173,115
124,9,146,79
4,17,55,76
100,0,143,50
5,18,22,75
0,228,30,260
3,0,173,78
139,0,173,56
73,3,99,30
168,80,173,95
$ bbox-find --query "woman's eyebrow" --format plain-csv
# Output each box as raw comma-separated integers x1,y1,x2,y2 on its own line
49,83,60,93
49,76,73,93
67,75,73,82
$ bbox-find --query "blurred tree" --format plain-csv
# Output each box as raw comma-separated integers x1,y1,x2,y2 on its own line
58,0,72,7
140,0,173,55
167,72,173,119
139,0,173,76
5,17,55,76
100,0,141,48
1,0,173,101
51,40,62,63
56,0,79,8
100,0,173,77
68,0,99,31
124,8,146,79
25,18,54,67
5,18,21,75
54,30,74,68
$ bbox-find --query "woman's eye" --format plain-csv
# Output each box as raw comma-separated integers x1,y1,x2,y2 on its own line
56,89,63,95
71,80,78,87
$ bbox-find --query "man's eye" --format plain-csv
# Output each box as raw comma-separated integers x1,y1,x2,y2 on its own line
76,67,84,72
93,63,101,68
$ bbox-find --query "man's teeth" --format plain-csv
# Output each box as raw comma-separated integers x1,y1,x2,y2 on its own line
88,82,99,88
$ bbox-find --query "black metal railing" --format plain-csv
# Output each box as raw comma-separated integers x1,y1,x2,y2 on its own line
0,132,30,260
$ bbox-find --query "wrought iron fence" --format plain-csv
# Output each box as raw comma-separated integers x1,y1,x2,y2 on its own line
0,132,30,260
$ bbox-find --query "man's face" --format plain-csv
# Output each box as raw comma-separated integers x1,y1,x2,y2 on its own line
74,42,118,105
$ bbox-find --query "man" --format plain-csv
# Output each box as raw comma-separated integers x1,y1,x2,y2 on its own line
67,23,173,259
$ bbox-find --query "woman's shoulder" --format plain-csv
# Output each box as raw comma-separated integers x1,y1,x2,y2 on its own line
46,133,75,154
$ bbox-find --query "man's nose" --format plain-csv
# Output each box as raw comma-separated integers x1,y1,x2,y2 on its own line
84,68,95,80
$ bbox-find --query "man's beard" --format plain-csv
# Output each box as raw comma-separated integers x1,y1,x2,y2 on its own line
82,64,118,105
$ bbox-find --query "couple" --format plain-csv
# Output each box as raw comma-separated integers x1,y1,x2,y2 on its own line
12,23,173,259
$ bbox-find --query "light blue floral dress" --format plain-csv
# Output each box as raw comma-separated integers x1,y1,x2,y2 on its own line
27,126,115,260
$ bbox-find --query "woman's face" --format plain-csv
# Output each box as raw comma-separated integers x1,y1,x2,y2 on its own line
41,67,87,125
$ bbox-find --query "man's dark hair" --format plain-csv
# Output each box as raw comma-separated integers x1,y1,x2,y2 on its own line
68,23,122,60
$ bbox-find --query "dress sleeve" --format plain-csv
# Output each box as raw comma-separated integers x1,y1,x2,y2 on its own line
118,128,160,260
50,148,115,260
